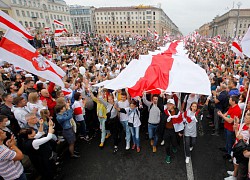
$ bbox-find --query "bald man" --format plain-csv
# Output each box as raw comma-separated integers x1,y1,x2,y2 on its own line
40,83,56,117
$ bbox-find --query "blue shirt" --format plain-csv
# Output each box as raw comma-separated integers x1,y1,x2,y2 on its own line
56,109,73,130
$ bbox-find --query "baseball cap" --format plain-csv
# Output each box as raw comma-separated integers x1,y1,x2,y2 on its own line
25,74,34,78
233,75,240,80
167,99,175,105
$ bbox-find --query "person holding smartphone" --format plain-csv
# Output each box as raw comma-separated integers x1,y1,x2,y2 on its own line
217,95,241,160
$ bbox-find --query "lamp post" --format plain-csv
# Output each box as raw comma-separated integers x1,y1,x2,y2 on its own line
234,2,242,38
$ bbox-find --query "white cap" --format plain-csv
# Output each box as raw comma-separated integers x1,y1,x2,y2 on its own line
234,75,240,80
165,92,172,96
25,74,34,78
167,99,175,105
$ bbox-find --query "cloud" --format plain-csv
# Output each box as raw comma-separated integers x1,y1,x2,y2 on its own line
65,0,250,35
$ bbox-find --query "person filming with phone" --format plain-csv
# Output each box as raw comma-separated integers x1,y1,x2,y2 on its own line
217,95,241,161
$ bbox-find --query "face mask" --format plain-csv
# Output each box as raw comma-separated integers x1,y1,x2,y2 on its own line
5,120,10,126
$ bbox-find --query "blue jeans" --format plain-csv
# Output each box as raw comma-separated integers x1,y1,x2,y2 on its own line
99,117,110,143
148,123,159,146
129,126,140,147
224,129,235,155
15,172,27,180
78,120,87,136
120,120,131,144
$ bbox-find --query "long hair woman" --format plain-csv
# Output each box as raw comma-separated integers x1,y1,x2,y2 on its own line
183,102,198,164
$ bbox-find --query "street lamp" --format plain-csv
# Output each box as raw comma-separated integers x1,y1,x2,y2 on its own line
235,1,242,38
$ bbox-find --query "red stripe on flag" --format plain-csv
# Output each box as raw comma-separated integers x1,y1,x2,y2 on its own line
0,37,62,78
74,107,82,115
62,90,71,96
0,16,33,40
232,41,243,52
128,41,180,97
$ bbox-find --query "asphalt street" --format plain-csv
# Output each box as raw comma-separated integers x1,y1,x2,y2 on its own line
60,115,233,180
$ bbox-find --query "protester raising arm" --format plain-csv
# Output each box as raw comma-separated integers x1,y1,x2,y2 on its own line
32,119,54,150
5,135,24,161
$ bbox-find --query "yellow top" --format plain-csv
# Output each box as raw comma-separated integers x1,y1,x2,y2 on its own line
92,96,107,119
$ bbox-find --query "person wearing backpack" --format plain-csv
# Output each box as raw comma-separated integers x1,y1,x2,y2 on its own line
212,84,229,136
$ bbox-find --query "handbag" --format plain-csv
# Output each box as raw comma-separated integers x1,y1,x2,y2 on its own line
128,110,136,127
105,105,115,130
106,105,114,121
232,139,247,164
70,118,77,133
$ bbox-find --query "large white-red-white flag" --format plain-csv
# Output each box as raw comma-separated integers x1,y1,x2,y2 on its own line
0,29,65,87
95,41,211,97
231,40,244,59
53,19,64,26
0,10,33,39
241,27,250,58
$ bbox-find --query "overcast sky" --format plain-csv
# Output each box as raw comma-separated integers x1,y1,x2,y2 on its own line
64,0,250,35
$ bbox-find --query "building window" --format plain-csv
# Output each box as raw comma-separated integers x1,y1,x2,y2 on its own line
54,15,56,19
239,30,241,34
33,1,36,7
19,21,23,25
22,10,25,17
27,11,30,17
37,2,40,7
23,0,26,5
24,21,28,27
36,12,39,18
29,22,33,27
19,0,22,5
16,10,20,16
34,22,37,27
38,22,41,27
12,0,17,4
40,13,43,18
240,24,242,28
42,23,45,27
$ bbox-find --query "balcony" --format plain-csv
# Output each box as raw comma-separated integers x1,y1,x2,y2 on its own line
31,16,37,20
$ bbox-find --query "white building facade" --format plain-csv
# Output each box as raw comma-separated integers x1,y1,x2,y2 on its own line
3,0,72,33
94,5,180,36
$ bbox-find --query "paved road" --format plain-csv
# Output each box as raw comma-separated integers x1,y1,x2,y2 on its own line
60,116,233,180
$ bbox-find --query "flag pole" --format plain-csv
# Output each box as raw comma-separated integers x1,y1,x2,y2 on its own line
240,82,250,124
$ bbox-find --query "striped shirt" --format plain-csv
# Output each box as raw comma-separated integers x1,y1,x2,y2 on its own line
0,145,24,180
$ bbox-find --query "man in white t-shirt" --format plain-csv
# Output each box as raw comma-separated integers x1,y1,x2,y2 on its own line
117,91,131,150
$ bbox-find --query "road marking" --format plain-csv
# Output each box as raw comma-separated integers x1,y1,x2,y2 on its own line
183,136,195,180
186,158,194,180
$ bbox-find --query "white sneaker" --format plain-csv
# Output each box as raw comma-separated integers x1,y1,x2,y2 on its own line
161,140,165,146
190,147,193,151
185,157,190,164
125,143,130,150
224,176,236,180
227,171,234,176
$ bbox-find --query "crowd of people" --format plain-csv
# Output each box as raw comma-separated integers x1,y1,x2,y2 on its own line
0,32,249,180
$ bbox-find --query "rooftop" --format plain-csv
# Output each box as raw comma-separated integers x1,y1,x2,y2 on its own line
95,5,160,12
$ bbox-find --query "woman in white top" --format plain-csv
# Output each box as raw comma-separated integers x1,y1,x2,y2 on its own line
116,99,141,153
183,102,198,164
27,92,47,118
238,92,246,113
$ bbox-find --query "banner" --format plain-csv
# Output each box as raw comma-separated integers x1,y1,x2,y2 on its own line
54,37,81,46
